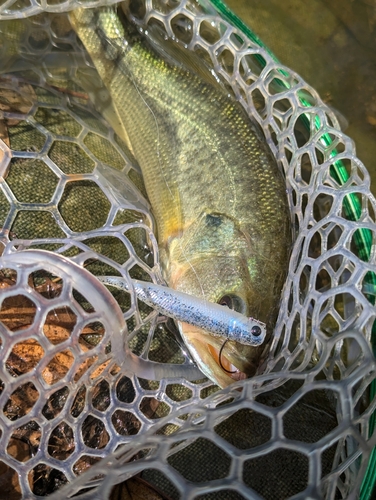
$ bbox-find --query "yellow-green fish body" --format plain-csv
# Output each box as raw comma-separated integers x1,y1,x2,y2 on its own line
69,5,291,387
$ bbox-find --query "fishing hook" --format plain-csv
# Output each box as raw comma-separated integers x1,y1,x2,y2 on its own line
219,339,238,374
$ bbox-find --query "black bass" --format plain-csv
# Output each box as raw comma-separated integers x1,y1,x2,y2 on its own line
69,3,291,387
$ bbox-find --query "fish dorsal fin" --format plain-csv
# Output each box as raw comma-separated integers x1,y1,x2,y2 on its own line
119,5,231,96
147,27,224,90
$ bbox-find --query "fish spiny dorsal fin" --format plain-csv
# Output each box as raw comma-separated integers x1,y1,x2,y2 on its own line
147,29,226,91
120,3,226,93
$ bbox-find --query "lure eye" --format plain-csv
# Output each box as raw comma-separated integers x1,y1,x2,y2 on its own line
251,325,262,337
218,294,246,314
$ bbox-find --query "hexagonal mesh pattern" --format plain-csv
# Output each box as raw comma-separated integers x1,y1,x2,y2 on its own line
0,0,120,19
0,1,375,499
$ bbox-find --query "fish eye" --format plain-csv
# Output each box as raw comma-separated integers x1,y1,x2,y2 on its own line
218,294,246,314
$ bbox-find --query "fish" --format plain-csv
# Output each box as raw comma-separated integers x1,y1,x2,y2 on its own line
69,3,291,388
97,276,267,345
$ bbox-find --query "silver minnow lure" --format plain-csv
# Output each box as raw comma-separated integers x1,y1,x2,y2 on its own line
98,276,266,346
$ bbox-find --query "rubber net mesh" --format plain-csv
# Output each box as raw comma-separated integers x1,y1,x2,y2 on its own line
0,1,375,499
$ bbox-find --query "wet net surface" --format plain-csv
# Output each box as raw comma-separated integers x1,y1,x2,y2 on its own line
0,0,375,499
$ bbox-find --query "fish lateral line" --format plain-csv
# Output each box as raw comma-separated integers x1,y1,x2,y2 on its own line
98,275,266,346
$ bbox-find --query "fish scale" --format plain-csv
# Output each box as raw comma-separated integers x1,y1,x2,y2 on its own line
69,4,291,387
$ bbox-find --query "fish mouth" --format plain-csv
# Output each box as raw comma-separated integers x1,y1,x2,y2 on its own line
207,343,248,382
179,322,256,388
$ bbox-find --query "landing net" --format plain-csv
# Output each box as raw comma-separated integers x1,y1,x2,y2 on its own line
0,1,375,499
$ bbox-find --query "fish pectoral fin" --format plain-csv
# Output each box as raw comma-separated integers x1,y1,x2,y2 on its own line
161,191,183,237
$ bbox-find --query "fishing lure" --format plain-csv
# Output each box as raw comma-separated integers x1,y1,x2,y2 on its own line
98,276,266,346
